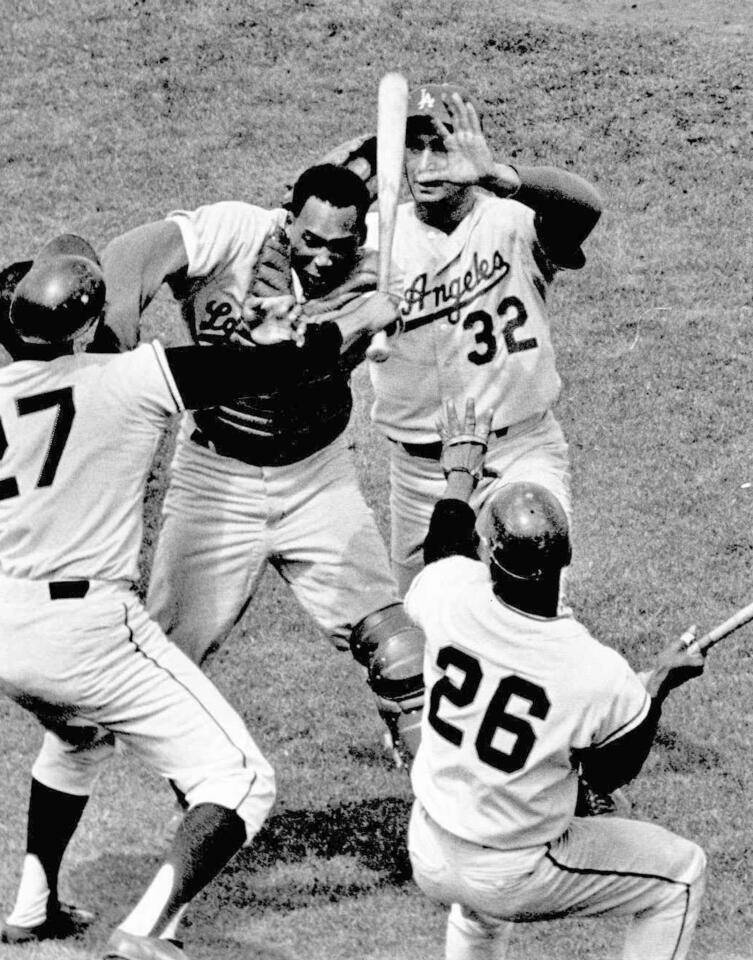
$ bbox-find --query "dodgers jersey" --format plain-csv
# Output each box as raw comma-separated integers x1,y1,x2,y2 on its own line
365,195,560,443
405,555,651,851
0,342,183,583
167,201,352,460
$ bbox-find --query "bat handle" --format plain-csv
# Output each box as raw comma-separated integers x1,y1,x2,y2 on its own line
366,329,390,362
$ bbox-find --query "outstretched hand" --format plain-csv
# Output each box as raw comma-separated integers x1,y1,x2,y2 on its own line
233,295,305,348
438,398,493,482
645,627,706,700
415,93,513,193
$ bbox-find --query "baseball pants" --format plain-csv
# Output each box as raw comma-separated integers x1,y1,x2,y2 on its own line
0,577,275,841
147,426,399,662
408,801,706,960
389,411,572,595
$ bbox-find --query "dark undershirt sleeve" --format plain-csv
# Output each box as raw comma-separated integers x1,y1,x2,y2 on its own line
424,499,479,565
165,323,343,409
576,697,662,795
513,166,602,269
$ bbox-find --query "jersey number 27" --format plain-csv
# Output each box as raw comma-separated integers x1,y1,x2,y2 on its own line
0,388,75,499
428,645,550,773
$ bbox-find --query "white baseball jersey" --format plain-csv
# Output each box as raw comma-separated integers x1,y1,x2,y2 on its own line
405,554,651,851
0,342,183,582
168,201,290,345
365,195,561,443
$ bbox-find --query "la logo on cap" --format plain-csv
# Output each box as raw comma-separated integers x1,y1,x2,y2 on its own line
417,88,436,110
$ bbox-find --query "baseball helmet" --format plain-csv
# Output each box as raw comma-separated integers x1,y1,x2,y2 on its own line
480,482,571,581
407,82,482,128
10,234,105,344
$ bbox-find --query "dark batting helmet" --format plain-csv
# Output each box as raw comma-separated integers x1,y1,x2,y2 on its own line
480,482,571,582
10,234,105,344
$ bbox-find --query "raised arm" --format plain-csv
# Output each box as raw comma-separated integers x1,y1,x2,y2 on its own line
414,92,603,268
101,220,189,350
423,399,492,564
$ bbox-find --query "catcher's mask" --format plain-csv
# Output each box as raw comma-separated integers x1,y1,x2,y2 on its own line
10,234,105,345
478,482,571,582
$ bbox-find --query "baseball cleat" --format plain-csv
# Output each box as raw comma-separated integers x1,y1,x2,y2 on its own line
0,902,96,944
103,929,191,960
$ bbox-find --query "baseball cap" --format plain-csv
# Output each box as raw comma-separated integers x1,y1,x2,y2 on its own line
407,82,481,127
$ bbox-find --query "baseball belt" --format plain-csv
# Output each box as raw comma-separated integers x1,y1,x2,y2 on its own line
0,574,137,602
395,412,546,460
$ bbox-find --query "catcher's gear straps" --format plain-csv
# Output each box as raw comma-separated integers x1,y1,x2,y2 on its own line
350,603,425,762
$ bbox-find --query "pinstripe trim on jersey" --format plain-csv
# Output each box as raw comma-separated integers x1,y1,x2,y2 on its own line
120,605,253,781
544,845,691,960
591,690,651,749
149,339,185,413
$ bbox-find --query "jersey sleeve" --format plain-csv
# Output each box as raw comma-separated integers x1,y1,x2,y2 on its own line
167,202,276,279
405,555,479,625
581,649,652,749
104,340,185,423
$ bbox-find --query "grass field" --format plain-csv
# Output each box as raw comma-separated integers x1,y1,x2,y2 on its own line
1,1,753,958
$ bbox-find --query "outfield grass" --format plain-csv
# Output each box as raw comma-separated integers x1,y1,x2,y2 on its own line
1,1,752,958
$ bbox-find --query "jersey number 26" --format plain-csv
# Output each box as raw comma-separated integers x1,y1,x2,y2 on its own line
428,645,550,773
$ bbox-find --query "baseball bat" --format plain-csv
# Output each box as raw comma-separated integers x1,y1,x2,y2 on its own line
365,71,408,363
686,599,753,655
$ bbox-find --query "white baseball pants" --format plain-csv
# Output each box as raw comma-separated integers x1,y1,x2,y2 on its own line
0,577,275,841
409,801,706,960
389,411,572,596
148,427,399,661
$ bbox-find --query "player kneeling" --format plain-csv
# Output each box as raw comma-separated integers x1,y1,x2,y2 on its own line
404,399,707,960
0,236,399,959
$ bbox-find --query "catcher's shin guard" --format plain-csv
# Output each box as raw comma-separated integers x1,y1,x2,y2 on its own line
350,603,425,764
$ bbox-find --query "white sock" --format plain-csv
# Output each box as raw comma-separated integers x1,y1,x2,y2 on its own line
160,904,188,940
117,864,176,937
5,854,50,928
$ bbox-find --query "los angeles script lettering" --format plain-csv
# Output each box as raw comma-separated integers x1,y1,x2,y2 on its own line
403,250,510,324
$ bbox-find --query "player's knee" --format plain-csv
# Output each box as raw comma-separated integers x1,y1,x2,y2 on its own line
183,755,276,846
350,603,425,760
685,841,707,888
32,725,115,796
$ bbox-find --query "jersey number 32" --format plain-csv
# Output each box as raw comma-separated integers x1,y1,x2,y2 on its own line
428,645,550,773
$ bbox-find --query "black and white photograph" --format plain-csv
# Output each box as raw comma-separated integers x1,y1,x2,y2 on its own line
0,1,750,957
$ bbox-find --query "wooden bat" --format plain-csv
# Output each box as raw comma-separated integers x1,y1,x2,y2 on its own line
685,599,753,655
366,71,408,363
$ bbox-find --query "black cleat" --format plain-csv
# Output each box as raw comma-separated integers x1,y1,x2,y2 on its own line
1,902,96,944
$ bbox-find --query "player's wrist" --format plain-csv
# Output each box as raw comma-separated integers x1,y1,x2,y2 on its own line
482,162,520,198
443,469,476,503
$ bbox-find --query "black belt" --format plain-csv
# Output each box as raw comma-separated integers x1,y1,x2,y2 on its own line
49,580,89,600
397,425,511,461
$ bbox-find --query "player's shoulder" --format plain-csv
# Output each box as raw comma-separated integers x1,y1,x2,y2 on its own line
407,554,486,610
564,625,638,688
474,192,534,226
167,200,278,232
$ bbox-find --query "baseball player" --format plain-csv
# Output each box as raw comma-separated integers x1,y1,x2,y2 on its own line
404,399,707,960
0,235,392,959
318,82,603,596
98,162,424,764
